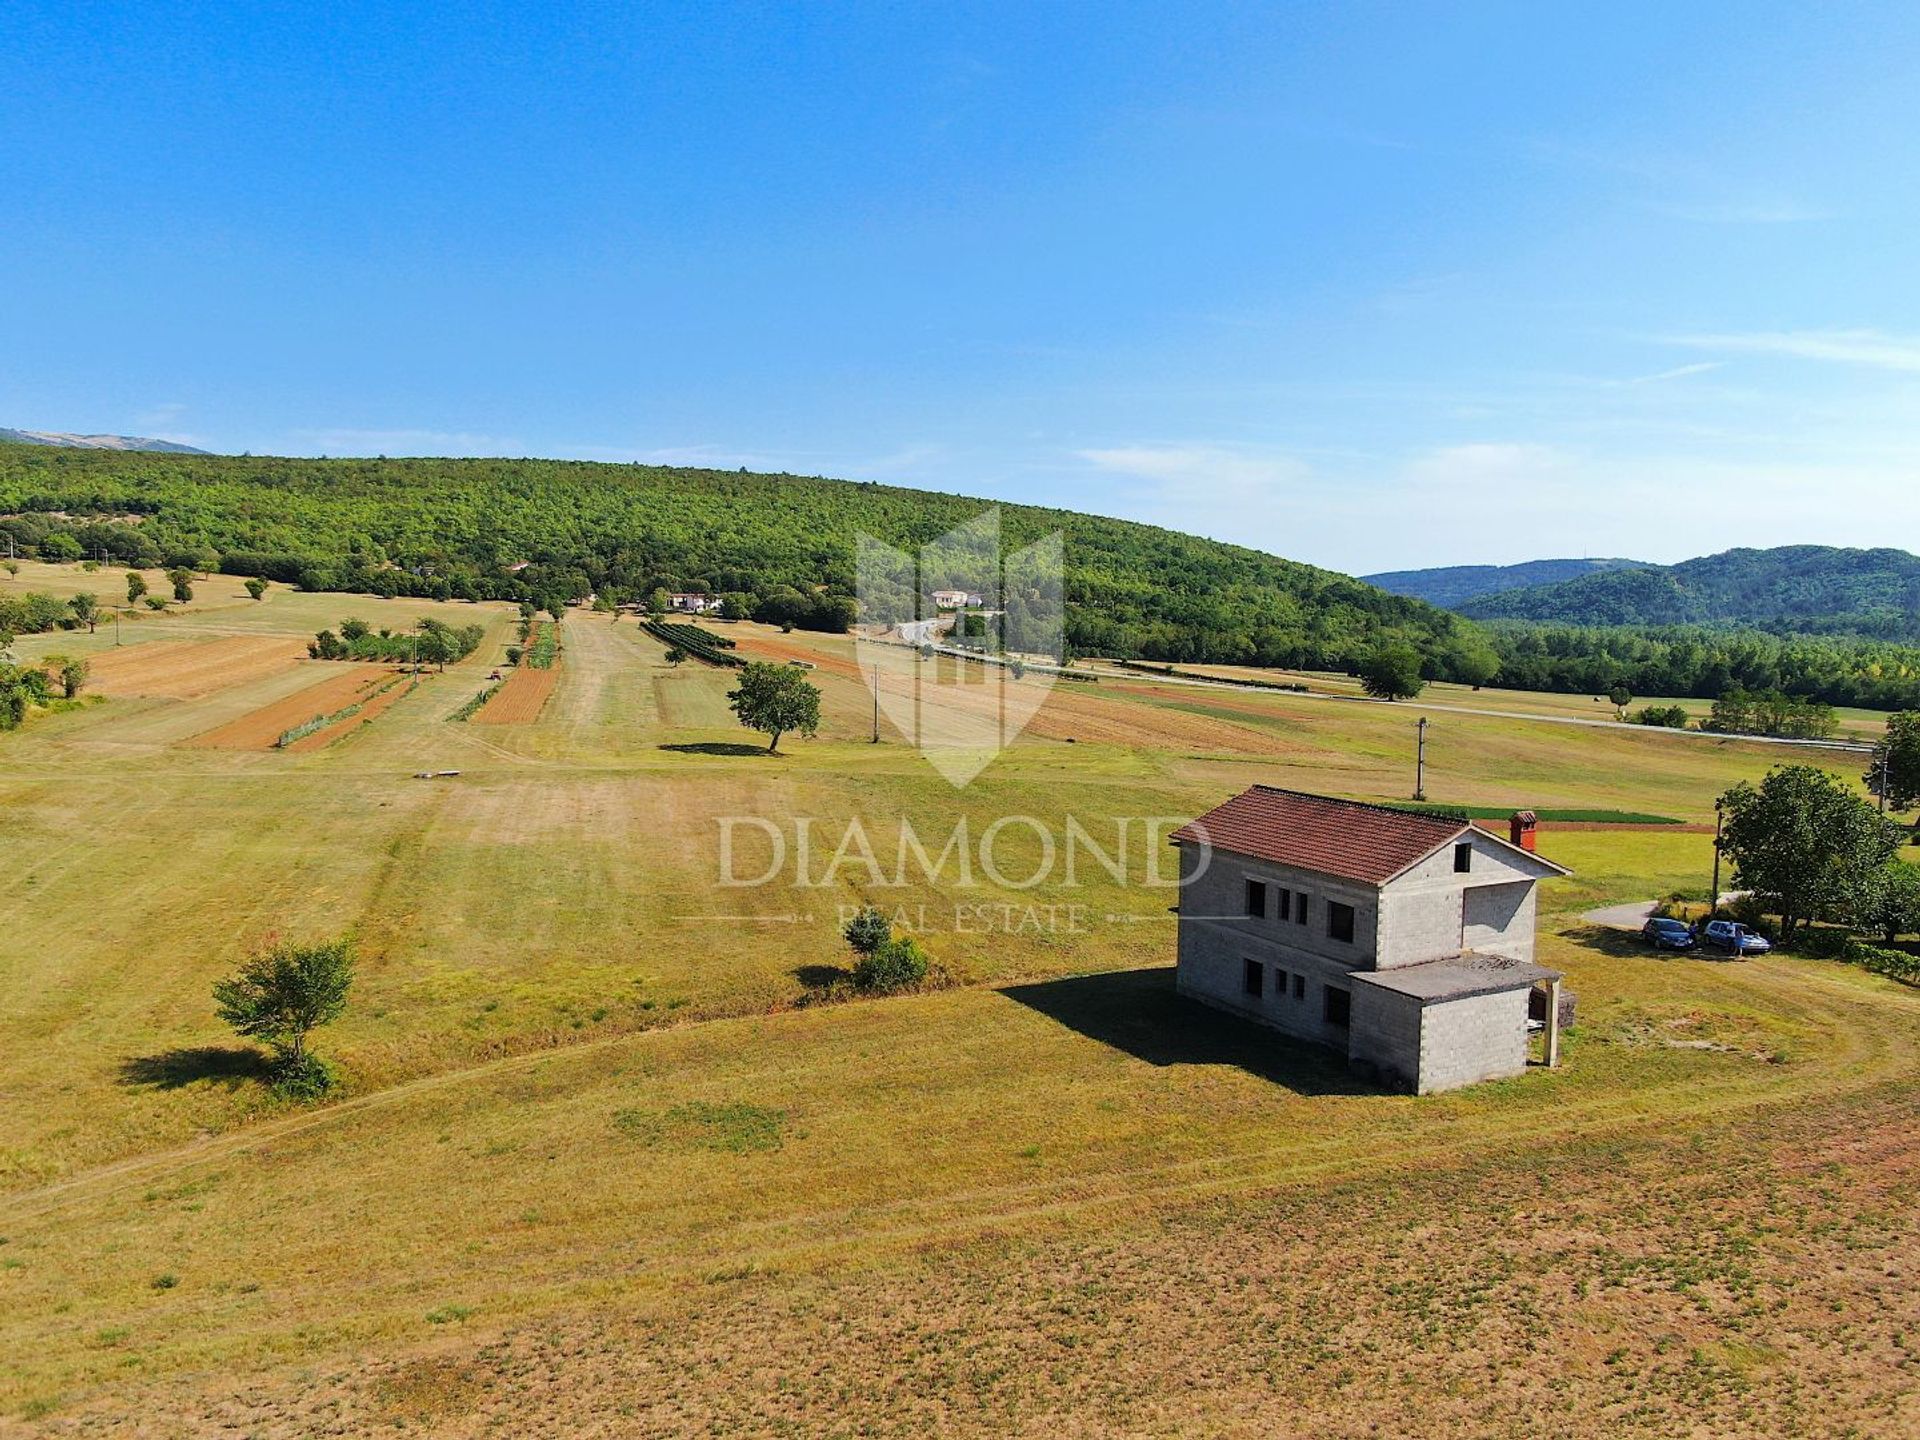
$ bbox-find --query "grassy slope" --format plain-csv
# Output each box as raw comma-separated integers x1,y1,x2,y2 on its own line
0,594,1915,1433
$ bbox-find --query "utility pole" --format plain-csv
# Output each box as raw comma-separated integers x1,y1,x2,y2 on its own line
1875,750,1889,814
1710,799,1724,918
1413,716,1429,801
870,663,880,743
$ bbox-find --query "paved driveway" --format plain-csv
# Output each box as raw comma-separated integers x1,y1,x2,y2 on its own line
1584,901,1657,930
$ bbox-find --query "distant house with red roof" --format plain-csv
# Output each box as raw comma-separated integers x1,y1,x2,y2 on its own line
1171,787,1571,1094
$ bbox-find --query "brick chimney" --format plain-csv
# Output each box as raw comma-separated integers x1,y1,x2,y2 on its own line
1509,810,1538,853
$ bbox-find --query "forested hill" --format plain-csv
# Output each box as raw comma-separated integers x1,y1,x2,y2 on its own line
1364,556,1648,608
0,448,1493,674
1458,545,1920,640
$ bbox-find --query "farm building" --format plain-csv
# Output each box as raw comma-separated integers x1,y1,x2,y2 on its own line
929,588,985,609
668,593,723,614
1171,788,1570,1094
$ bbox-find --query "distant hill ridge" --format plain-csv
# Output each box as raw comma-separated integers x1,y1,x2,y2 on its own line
0,427,207,455
1457,544,1920,641
1364,556,1649,608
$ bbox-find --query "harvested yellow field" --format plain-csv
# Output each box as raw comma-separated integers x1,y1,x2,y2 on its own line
82,635,310,699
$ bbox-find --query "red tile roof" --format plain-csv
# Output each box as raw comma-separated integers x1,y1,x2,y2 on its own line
1170,787,1469,886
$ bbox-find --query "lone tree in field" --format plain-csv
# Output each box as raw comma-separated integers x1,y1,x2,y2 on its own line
1717,766,1904,936
663,645,687,667
126,571,148,604
1867,711,1920,814
67,592,99,633
43,654,89,699
1358,643,1425,701
213,937,356,1095
1608,683,1633,719
727,661,821,753
244,577,268,601
843,905,891,955
167,567,194,603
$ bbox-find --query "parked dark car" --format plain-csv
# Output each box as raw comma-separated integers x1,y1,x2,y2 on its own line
1641,917,1697,951
1702,919,1773,955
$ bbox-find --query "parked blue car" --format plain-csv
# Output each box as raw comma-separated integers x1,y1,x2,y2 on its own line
1702,919,1773,955
1641,917,1697,951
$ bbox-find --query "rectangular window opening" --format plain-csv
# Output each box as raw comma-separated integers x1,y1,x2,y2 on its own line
1278,888,1292,922
1328,901,1356,944
1295,892,1309,926
1454,842,1473,874
1324,985,1351,1028
1291,972,1305,1000
1243,958,1264,997
1245,879,1266,918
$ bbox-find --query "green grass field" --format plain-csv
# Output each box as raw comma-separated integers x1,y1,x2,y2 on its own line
1,594,1915,1436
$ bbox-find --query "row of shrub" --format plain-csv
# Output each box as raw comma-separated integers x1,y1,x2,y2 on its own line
275,704,360,749
448,683,500,722
526,621,559,669
642,620,743,668
309,617,485,665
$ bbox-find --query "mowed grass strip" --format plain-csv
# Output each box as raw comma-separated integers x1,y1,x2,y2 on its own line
179,665,395,750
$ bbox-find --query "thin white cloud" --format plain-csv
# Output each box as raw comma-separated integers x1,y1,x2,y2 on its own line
1623,362,1723,385
1076,444,1314,538
1665,329,1920,372
1652,201,1830,224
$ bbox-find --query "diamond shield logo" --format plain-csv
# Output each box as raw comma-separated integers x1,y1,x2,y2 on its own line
856,509,1064,787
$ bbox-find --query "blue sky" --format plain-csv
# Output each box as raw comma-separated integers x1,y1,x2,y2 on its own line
5,1,1920,573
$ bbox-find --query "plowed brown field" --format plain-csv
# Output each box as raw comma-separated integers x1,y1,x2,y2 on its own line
180,665,394,750
84,635,310,699
282,673,420,752
472,663,559,724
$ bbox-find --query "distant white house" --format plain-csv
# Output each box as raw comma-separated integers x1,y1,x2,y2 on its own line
668,593,723,614
930,589,985,609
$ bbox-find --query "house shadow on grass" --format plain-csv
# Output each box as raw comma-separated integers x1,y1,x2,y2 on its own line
999,966,1375,1096
657,742,770,757
793,963,853,988
118,1045,269,1092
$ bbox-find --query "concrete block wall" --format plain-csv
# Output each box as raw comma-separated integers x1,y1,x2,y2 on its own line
1417,991,1530,1093
1348,985,1422,1092
1175,910,1358,1052
1177,844,1379,970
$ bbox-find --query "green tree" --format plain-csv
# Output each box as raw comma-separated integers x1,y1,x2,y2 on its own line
1607,683,1633,719
1634,704,1690,729
647,587,671,616
339,617,371,641
67,592,99,633
842,906,892,955
852,936,930,992
727,661,821,753
166,567,194,603
244,577,268,601
1358,643,1425,701
663,645,687,666
1867,711,1920,813
126,571,148,604
43,654,89,699
41,533,83,562
1718,766,1904,935
1857,860,1920,944
212,937,355,1093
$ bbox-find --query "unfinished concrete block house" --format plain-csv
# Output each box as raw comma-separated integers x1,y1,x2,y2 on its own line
1171,788,1571,1094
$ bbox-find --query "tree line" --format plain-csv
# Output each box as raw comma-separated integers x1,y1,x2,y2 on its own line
0,449,1486,677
